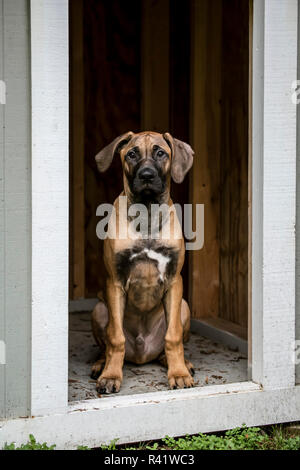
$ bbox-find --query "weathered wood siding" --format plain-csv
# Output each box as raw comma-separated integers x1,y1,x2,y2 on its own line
219,0,249,327
296,0,300,385
189,0,249,325
0,0,31,419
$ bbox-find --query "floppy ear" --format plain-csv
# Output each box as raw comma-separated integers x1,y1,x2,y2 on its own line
95,131,134,172
163,133,194,184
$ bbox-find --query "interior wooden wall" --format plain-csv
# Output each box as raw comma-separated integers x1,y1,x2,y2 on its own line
70,0,191,300
141,0,191,297
189,0,249,329
189,0,222,320
219,0,249,327
70,0,85,299
69,0,250,332
84,0,141,298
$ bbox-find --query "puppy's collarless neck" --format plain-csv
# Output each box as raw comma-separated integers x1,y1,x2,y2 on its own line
125,190,170,208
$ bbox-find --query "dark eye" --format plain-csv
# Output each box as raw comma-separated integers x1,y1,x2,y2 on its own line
126,151,136,160
156,150,166,159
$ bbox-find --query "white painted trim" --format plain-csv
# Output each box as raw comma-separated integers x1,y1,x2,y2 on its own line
68,382,261,413
251,0,297,389
30,0,69,416
251,0,265,390
1,383,300,449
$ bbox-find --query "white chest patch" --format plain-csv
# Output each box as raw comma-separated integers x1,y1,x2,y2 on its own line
130,249,170,281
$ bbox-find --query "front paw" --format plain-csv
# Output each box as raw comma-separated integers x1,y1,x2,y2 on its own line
168,370,194,390
96,375,122,394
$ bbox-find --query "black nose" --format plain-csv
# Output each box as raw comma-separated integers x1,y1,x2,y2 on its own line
138,167,157,181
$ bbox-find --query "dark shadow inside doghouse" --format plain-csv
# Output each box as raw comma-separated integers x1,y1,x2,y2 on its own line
69,0,250,402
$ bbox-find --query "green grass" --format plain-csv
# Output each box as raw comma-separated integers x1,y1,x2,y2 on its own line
3,434,56,451
160,426,300,450
2,425,300,451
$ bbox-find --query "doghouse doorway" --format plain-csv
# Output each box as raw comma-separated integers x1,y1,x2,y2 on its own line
69,0,251,402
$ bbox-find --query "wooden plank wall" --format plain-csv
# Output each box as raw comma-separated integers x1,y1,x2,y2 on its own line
190,0,249,327
83,0,142,298
189,0,222,319
169,0,191,299
70,0,85,299
219,0,249,327
141,0,191,298
0,0,31,419
141,0,170,132
70,0,191,300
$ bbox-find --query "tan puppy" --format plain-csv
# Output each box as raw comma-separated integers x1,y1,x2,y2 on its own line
91,131,195,393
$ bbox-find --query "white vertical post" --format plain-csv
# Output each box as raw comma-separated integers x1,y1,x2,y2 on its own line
252,0,297,390
31,0,69,415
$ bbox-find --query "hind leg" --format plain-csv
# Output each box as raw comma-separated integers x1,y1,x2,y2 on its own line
158,298,194,377
91,301,108,380
91,357,106,380
181,298,191,343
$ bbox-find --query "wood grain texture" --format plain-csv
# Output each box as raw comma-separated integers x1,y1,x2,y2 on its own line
71,0,250,325
141,0,191,297
190,0,249,328
219,0,249,327
70,0,85,299
83,0,141,298
189,0,222,319
141,0,170,132
79,1,191,299
168,0,191,298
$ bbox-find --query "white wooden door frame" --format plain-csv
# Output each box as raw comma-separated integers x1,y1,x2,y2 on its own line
1,0,299,449
30,0,69,416
251,0,297,390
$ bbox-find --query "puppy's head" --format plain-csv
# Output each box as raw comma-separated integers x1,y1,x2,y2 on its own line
95,131,194,201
